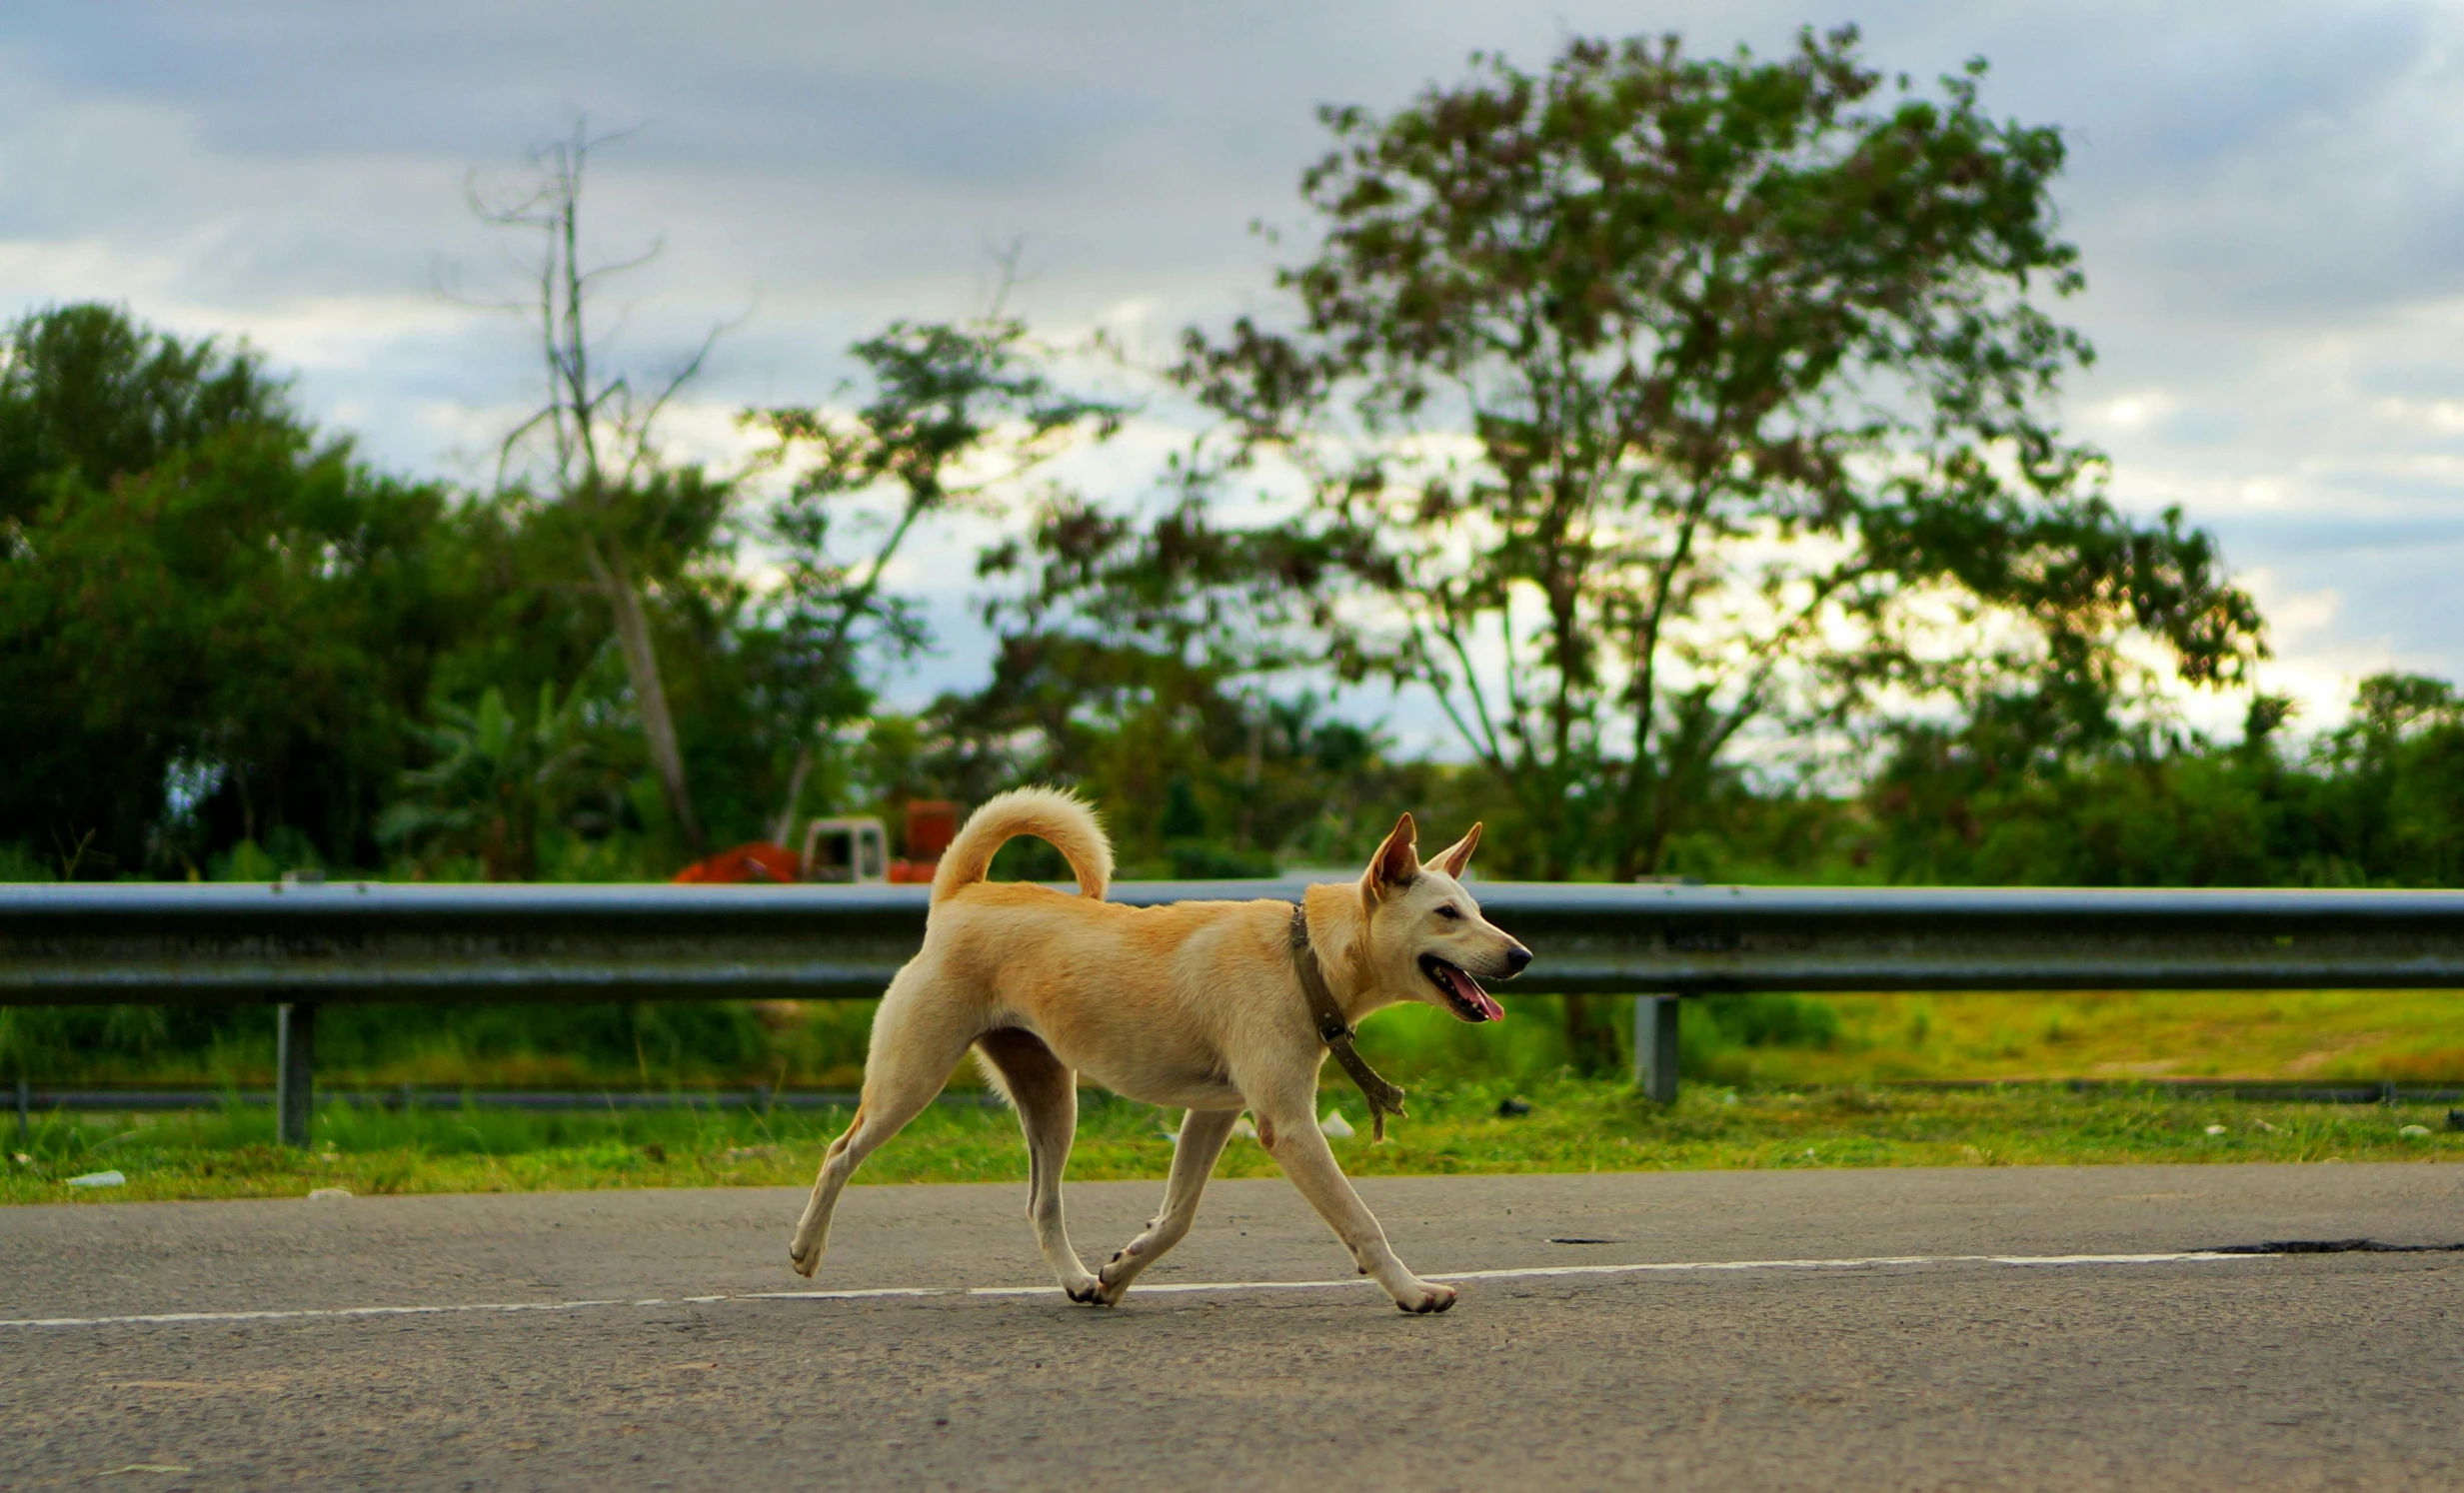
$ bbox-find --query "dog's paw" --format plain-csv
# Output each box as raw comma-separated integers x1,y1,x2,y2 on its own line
1394,1282,1457,1315
1065,1278,1112,1307
788,1245,821,1278
1091,1259,1137,1305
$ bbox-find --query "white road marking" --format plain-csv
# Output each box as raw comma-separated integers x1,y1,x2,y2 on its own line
4,1298,635,1330
3,1248,2262,1331
939,1248,2250,1296
1433,1249,2248,1280
748,1286,952,1302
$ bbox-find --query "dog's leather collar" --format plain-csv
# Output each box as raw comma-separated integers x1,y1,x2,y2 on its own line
1287,904,1407,1142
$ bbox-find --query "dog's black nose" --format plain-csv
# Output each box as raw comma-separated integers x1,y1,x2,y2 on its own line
1505,945,1532,974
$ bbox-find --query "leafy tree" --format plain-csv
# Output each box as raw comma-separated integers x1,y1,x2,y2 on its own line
0,303,285,528
883,620,1472,878
0,304,460,876
742,311,1123,839
1866,716,2279,887
2305,674,2464,884
982,470,1387,686
404,460,764,868
920,630,1271,871
957,446,1424,869
1866,673,2464,889
1181,27,2263,876
1177,30,2264,1063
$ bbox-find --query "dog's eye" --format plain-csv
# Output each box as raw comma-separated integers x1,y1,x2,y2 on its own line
1435,904,1462,920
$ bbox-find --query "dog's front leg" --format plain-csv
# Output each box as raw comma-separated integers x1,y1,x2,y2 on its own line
1094,1106,1241,1305
1254,1102,1456,1314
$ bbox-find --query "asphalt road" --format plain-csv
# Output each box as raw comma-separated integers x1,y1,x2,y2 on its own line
5,1163,2460,1490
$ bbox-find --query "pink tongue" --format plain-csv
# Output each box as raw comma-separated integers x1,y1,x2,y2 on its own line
1442,965,1504,1021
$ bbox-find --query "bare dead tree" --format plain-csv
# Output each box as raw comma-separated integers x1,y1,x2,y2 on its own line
466,121,726,854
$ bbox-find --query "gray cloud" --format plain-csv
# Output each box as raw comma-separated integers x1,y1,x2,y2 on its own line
4,0,2461,731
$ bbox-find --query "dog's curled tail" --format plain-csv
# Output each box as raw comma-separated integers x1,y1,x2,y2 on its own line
931,786,1112,905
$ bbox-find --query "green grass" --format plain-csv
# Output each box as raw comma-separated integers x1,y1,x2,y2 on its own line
13,988,2457,1094
1344,988,2464,1089
9,987,2457,1205
7,1077,2457,1205
1675,989,2464,1087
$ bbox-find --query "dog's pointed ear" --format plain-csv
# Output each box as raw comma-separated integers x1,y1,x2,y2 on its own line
1361,811,1420,900
1431,821,1482,878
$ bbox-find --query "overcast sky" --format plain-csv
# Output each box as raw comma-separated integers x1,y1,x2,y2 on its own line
6,1,2461,748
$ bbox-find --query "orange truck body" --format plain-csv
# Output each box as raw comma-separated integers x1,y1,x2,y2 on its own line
669,799,964,886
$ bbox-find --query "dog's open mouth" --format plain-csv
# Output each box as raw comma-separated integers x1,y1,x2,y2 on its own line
1421,954,1504,1022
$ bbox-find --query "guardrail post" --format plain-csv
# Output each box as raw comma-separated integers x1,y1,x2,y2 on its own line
276,1001,316,1146
1635,995,1680,1105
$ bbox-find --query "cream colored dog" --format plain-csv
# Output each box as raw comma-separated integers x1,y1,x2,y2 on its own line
787,786,1531,1313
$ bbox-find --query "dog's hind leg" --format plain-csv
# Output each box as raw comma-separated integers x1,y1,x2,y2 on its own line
974,1027,1105,1302
788,966,977,1278
1093,1106,1239,1305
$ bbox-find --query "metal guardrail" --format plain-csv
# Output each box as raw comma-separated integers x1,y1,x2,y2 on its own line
6,879,2463,1137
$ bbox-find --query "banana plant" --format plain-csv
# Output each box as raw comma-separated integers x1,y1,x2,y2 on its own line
377,683,595,880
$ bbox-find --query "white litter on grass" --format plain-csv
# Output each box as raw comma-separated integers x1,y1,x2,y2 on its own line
1164,1114,1261,1143
2205,1124,2229,1136
1318,1110,1355,1140
2399,1125,2431,1138
307,1187,353,1201
66,1170,124,1188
